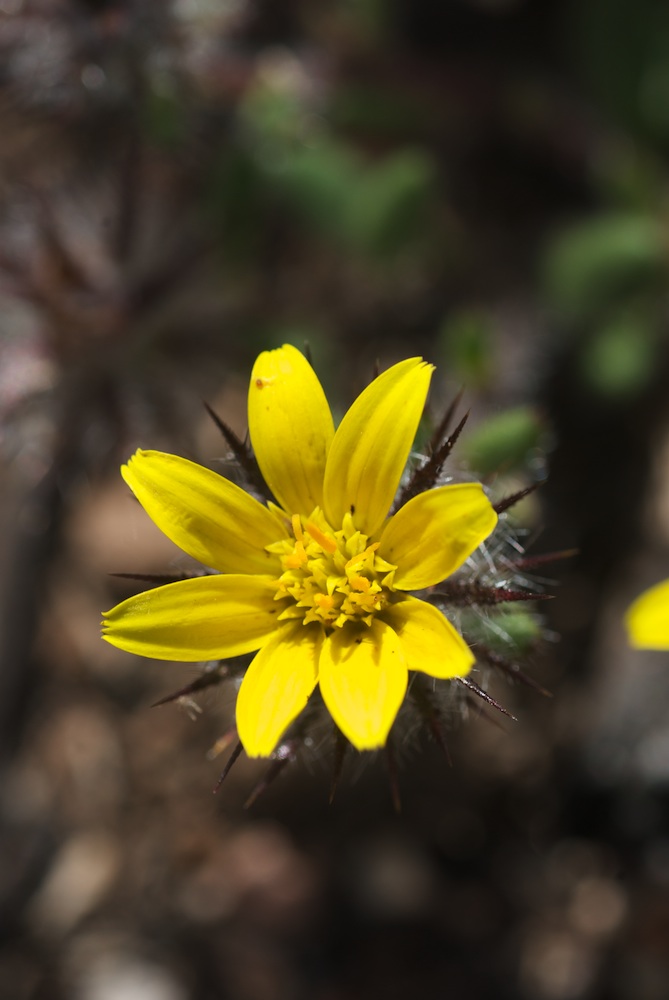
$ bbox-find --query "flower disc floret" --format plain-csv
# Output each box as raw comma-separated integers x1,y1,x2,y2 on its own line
269,510,397,628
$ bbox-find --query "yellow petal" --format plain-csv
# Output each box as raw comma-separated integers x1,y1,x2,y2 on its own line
378,483,497,590
122,450,285,575
323,358,433,537
236,623,322,757
102,575,279,660
383,596,474,678
318,619,407,750
248,344,335,516
626,579,669,649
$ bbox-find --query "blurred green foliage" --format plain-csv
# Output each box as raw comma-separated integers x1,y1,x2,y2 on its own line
529,0,669,402
543,214,666,321
543,210,667,398
143,87,188,148
462,408,544,477
440,310,494,390
460,608,543,657
332,84,430,137
577,0,669,144
579,313,659,398
593,143,665,212
240,76,436,257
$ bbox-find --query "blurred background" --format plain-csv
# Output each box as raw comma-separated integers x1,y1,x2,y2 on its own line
2,1,669,998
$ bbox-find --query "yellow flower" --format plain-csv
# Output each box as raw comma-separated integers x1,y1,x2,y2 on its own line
626,579,669,649
102,345,498,756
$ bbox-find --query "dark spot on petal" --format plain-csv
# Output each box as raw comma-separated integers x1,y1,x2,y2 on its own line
350,504,355,514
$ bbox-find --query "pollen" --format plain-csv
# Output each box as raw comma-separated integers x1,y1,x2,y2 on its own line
269,507,397,628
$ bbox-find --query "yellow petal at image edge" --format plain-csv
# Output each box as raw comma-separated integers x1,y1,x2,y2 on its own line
379,483,498,590
122,450,286,575
102,575,280,661
384,596,474,679
248,344,335,517
236,623,322,757
318,619,408,750
626,578,669,649
323,358,433,537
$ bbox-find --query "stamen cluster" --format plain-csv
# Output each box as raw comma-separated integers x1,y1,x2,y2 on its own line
268,510,397,628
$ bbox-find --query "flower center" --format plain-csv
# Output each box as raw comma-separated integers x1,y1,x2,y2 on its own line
267,509,397,628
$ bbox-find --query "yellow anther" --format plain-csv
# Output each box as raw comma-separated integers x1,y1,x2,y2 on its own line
305,520,337,553
314,593,335,611
350,575,370,592
291,514,303,542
